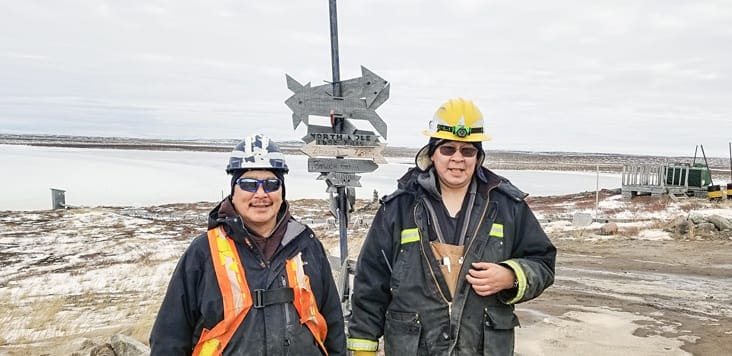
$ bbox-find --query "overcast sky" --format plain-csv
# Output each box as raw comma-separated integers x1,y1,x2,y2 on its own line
1,1,731,158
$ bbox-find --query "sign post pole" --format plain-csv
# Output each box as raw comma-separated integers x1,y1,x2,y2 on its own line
328,0,349,267
285,0,390,318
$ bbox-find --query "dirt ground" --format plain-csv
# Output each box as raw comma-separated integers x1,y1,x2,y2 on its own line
1,194,731,355
516,237,732,355
308,191,732,355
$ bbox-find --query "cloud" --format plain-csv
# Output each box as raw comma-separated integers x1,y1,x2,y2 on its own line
1,1,731,158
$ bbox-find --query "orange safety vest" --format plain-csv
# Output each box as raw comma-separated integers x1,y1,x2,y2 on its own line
193,226,329,356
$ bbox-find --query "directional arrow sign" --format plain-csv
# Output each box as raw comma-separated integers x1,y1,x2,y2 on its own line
342,67,389,106
317,172,363,187
287,93,388,138
286,66,388,111
303,124,379,145
285,66,390,138
347,108,388,139
302,142,386,163
308,158,378,173
310,133,379,147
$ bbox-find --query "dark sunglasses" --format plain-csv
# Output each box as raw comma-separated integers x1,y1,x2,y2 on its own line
438,145,479,158
236,178,282,193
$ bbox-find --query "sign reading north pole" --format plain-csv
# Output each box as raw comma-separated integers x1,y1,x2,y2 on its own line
302,123,378,145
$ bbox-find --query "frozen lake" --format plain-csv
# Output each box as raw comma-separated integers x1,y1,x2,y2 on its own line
1,145,621,211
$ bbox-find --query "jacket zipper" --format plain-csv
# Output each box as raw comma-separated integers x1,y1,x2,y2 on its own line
418,186,493,312
415,202,450,310
448,184,496,351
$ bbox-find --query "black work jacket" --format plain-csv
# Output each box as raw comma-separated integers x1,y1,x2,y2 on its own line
150,198,346,355
348,167,556,355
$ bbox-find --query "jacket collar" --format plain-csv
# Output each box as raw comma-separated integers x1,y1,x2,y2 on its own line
397,165,506,199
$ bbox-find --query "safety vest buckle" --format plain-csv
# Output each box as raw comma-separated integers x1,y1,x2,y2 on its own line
253,289,265,308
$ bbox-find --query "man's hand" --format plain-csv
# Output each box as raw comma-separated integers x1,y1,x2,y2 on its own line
465,262,516,296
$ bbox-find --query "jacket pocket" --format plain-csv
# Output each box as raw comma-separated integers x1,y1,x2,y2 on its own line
384,310,421,355
482,307,519,356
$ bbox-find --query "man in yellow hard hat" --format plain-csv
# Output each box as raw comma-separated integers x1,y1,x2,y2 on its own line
347,98,556,355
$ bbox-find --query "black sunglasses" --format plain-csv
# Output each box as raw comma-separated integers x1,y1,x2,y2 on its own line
438,145,479,158
236,178,282,193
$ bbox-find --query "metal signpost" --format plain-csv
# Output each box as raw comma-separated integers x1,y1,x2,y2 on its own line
284,0,389,316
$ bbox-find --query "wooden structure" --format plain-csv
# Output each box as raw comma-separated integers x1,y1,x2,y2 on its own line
621,163,710,198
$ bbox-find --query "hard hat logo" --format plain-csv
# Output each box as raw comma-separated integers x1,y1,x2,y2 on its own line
454,125,470,138
438,124,471,138
226,134,289,174
423,98,492,142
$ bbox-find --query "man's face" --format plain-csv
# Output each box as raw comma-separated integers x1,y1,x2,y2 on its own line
232,169,283,233
430,141,479,190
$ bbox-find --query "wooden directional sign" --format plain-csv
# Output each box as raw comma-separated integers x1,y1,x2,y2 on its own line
308,158,378,173
310,133,379,147
346,108,388,139
285,66,390,138
317,172,362,187
302,142,386,163
303,124,379,145
334,66,389,107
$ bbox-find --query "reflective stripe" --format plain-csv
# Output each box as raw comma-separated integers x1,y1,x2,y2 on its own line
193,227,252,356
287,252,329,355
214,232,247,314
400,228,420,244
501,259,527,304
199,339,220,356
347,338,379,351
489,223,504,238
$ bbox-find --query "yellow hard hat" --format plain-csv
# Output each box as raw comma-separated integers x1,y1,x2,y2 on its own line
423,98,492,142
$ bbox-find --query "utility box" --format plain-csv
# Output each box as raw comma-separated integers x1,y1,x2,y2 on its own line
51,188,66,209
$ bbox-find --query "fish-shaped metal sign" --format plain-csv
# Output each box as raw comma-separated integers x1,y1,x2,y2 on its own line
285,66,390,138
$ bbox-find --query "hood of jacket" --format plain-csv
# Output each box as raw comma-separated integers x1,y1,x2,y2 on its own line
206,196,305,245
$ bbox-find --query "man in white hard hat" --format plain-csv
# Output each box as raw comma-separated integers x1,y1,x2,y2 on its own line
151,134,346,355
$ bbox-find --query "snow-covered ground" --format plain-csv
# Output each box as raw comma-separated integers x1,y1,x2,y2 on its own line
1,190,730,354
